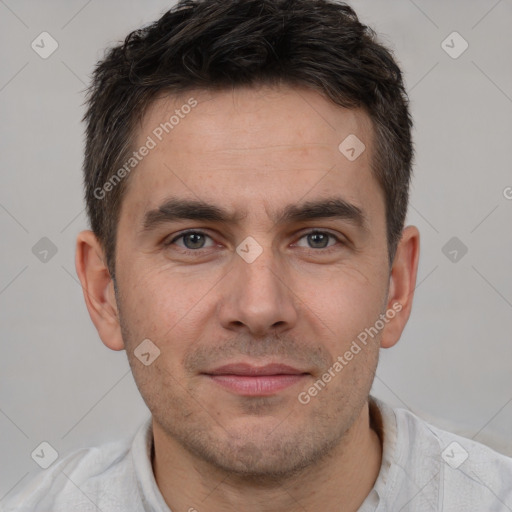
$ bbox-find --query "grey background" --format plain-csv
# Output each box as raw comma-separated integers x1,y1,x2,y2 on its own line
1,0,511,502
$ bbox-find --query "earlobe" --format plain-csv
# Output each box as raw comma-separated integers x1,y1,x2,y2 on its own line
380,225,420,349
75,230,125,351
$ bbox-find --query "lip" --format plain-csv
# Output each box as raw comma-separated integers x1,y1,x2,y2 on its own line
207,363,306,376
203,363,309,396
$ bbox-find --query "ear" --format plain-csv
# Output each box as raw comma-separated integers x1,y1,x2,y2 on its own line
75,230,125,351
380,225,420,349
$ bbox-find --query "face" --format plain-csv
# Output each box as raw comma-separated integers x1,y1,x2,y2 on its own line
112,85,393,477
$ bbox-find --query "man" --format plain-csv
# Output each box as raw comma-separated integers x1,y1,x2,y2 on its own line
4,0,511,510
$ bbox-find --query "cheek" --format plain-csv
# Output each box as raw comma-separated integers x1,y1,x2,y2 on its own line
118,263,216,352
297,265,387,342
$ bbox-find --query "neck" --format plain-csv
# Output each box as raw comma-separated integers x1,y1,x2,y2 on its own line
152,400,382,512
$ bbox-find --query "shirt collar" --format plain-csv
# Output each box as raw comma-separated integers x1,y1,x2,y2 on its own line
131,415,172,512
131,395,399,511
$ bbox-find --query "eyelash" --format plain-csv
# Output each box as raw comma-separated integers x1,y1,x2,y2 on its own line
164,229,345,256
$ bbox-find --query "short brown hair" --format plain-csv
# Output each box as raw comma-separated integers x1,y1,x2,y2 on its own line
83,0,413,280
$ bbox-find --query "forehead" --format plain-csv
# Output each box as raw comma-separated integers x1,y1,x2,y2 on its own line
121,85,382,227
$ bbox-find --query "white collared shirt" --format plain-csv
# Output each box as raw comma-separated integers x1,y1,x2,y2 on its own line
3,396,512,511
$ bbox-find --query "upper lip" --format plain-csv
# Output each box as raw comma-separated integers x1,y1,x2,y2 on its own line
205,363,308,376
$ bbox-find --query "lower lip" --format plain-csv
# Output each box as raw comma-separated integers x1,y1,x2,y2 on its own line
206,374,307,395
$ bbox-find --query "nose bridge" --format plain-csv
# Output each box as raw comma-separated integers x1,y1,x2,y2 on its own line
218,239,298,334
240,242,280,296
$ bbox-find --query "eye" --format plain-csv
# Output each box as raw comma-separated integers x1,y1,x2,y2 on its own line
164,229,345,256
294,230,343,251
165,230,216,252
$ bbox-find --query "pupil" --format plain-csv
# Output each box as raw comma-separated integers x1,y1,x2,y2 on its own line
310,233,327,248
185,233,204,249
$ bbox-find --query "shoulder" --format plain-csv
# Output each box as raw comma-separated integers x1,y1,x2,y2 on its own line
2,420,151,512
392,402,512,507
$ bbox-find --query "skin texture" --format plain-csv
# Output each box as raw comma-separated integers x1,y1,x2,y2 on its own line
76,85,420,512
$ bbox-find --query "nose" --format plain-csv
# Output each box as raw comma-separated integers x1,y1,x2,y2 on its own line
217,243,299,337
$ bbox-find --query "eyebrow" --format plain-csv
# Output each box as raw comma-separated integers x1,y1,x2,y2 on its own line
140,196,369,234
